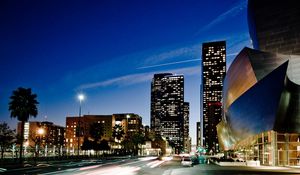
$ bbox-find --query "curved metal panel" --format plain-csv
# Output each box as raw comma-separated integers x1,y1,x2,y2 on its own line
287,55,300,85
247,50,289,81
226,61,288,140
274,77,300,133
223,48,257,111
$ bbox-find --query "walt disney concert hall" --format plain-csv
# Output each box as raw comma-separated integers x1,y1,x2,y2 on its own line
217,0,300,166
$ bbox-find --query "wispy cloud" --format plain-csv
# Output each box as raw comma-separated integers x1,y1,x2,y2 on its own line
137,51,241,71
195,0,247,35
71,29,250,91
78,66,201,90
142,44,201,65
78,73,153,89
227,52,239,57
137,34,250,70
137,58,201,69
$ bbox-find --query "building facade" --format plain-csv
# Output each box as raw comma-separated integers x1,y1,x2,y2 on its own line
17,121,65,157
202,41,226,153
151,73,188,152
196,122,201,147
217,47,300,165
248,0,300,55
151,73,173,136
183,102,190,153
65,113,142,155
234,131,300,166
216,0,300,166
112,113,143,138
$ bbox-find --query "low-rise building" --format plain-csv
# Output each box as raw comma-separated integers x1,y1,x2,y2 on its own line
17,121,65,157
65,113,142,155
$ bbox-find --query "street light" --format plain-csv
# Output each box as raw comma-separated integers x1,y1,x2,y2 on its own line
77,93,85,156
37,128,45,135
78,94,85,102
126,114,130,136
37,128,45,158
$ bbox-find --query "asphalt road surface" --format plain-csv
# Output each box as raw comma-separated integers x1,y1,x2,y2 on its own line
2,156,300,175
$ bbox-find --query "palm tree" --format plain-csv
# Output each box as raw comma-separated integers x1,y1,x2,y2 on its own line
8,87,39,163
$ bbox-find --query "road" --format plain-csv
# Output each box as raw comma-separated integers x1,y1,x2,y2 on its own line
2,156,300,175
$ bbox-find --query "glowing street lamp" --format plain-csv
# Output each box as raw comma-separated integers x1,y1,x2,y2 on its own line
37,128,45,135
77,93,85,156
126,114,130,135
78,94,85,103
36,128,45,158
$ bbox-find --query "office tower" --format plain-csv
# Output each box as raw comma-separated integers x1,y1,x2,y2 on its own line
196,122,201,147
248,0,300,55
151,73,186,152
183,102,190,153
160,74,184,152
202,41,226,153
151,73,173,136
200,83,203,146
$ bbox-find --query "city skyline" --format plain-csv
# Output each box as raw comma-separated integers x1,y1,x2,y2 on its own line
0,0,251,145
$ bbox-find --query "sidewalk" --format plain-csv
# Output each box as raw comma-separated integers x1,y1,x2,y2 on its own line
211,159,300,172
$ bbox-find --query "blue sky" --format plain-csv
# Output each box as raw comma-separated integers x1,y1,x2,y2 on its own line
0,0,251,144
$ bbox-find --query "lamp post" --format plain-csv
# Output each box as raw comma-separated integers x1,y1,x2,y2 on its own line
126,114,130,136
37,128,45,157
77,93,85,156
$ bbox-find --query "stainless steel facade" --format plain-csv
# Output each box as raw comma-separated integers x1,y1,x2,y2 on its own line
218,47,300,151
248,0,300,55
217,1,300,166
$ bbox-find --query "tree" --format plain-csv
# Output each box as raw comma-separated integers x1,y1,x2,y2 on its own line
121,137,134,154
8,87,39,163
131,133,145,156
99,139,110,151
112,124,125,142
28,128,48,160
0,122,15,160
81,137,93,151
89,122,104,142
89,122,104,154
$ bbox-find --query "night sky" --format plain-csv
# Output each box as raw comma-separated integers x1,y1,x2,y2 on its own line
0,0,251,144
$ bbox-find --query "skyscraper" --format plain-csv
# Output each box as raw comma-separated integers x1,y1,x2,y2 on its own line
202,41,226,153
183,102,190,152
151,73,173,136
151,73,187,152
196,122,201,147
